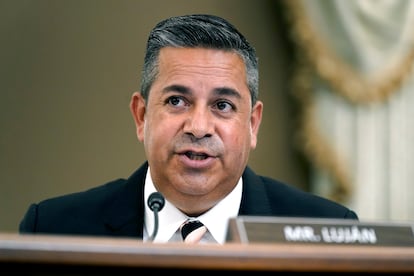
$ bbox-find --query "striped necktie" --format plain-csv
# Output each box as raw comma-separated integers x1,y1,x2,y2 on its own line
180,219,207,244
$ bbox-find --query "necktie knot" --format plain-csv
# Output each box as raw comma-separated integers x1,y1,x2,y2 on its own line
180,219,207,244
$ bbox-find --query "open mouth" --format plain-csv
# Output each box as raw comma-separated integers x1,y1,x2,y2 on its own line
185,151,209,160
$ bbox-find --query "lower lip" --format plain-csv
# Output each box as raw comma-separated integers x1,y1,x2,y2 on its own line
177,154,216,169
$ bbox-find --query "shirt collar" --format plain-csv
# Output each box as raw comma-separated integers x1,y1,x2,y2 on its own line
144,166,242,244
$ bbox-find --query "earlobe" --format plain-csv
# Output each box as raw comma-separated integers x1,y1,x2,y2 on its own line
130,92,146,142
250,101,263,149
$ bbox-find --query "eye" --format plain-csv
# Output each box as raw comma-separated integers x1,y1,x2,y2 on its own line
166,96,186,107
214,100,234,112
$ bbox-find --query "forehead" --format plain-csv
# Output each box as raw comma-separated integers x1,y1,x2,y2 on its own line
158,46,245,69
154,47,249,93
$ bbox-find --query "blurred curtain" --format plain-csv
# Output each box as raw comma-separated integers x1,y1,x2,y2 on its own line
283,0,414,221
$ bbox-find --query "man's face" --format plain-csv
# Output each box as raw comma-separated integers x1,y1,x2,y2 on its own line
130,47,263,215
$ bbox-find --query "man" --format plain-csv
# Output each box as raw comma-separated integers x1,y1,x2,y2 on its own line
19,14,358,244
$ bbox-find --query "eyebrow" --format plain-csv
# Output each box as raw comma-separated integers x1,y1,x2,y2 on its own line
162,84,242,99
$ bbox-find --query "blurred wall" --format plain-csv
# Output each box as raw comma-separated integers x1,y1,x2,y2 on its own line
0,0,308,232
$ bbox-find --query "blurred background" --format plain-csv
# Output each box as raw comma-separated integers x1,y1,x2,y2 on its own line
1,0,413,232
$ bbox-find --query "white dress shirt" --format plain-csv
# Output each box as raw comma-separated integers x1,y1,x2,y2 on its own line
143,167,242,244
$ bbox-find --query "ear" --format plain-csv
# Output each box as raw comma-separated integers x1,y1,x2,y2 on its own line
250,100,263,149
129,92,146,142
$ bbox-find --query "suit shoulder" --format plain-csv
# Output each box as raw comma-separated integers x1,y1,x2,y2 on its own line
39,178,128,206
26,178,133,227
258,175,358,219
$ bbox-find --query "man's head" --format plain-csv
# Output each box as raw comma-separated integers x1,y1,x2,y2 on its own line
130,14,263,216
140,14,259,106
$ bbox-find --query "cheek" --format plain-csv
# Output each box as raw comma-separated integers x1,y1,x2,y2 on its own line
144,115,174,147
225,124,252,150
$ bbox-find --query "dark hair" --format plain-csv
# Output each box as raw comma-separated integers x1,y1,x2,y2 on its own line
140,14,259,106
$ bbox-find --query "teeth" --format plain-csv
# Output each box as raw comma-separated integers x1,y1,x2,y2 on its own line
186,152,208,160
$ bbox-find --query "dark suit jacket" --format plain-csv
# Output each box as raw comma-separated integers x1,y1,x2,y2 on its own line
19,162,358,237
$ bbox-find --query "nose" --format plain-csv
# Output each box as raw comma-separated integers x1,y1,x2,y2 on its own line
183,106,214,139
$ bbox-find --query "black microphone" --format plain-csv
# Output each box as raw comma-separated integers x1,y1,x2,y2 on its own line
147,192,165,242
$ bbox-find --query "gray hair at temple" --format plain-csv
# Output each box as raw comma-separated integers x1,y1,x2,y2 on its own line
139,14,259,106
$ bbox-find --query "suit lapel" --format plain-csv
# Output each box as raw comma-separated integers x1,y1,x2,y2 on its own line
101,164,272,236
102,163,148,237
239,166,273,216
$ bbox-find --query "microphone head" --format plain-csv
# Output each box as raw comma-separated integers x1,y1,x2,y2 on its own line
147,192,165,212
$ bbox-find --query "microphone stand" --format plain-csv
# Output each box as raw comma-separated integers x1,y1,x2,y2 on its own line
147,192,165,242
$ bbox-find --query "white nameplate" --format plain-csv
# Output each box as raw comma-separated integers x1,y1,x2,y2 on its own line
226,216,414,246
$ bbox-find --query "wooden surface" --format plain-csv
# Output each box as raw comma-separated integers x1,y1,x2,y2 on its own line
1,233,414,274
